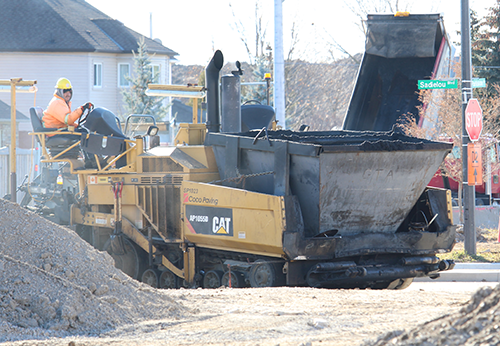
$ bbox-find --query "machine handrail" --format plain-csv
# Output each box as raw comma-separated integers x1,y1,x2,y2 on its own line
29,129,140,173
124,114,157,136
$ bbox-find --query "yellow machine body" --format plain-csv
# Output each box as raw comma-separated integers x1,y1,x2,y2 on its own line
181,181,285,257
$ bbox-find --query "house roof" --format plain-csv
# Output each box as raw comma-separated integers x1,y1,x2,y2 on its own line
0,0,177,56
0,100,29,122
171,99,205,124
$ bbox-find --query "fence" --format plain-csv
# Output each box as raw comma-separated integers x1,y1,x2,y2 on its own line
0,146,41,201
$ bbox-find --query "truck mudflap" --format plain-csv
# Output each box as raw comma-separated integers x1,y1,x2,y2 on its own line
304,257,455,288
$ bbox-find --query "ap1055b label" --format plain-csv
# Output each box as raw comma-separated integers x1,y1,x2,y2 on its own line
185,205,233,236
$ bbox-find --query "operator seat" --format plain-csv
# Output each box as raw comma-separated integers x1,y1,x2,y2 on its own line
79,107,128,167
81,107,127,138
29,107,81,158
241,104,275,132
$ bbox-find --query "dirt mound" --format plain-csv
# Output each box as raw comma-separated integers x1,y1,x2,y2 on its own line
455,225,491,243
0,198,188,343
365,284,500,346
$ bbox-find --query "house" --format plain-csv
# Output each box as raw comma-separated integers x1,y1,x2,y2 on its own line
0,0,178,121
0,100,30,148
171,99,206,125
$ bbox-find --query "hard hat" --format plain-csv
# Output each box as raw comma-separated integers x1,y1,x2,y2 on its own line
55,78,72,89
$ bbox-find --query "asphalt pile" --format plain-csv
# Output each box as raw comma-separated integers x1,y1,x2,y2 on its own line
366,284,500,346
0,198,187,343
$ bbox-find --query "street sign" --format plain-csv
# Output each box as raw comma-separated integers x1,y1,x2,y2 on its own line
465,98,483,141
467,142,482,186
472,78,486,88
417,79,458,89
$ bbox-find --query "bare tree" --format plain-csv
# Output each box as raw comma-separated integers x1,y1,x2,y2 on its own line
284,56,360,130
344,0,440,34
322,29,361,65
229,1,269,64
228,0,361,130
397,63,500,218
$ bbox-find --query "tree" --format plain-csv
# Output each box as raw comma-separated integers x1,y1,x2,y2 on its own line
229,1,270,65
472,3,500,87
228,1,360,129
344,0,415,34
284,57,359,130
241,53,273,106
229,1,273,105
397,62,500,217
468,4,500,130
121,37,169,121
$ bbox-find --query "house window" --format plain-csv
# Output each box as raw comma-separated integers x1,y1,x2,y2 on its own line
151,64,160,83
118,63,130,87
93,63,102,87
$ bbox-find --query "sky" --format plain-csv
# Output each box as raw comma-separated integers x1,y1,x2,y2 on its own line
86,0,496,66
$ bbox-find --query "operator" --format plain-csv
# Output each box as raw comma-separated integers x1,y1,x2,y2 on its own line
42,77,93,132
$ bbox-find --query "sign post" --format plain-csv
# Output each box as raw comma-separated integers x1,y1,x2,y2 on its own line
461,0,476,255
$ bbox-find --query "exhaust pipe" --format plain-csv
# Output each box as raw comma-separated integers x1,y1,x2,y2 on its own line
205,50,224,133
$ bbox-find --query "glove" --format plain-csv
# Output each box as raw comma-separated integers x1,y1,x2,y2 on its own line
80,102,93,112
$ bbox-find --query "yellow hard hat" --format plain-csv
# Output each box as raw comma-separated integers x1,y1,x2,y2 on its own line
55,78,72,89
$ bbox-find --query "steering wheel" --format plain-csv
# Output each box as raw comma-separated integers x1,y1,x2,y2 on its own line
78,104,94,127
242,100,262,105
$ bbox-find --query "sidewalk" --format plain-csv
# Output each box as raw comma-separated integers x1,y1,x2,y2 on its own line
415,263,500,282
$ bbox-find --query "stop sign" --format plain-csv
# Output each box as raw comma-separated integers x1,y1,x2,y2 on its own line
465,98,483,141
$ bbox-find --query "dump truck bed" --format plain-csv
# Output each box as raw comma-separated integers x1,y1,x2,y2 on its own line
343,13,454,131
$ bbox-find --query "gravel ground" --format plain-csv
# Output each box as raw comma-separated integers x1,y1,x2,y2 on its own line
366,285,500,346
0,198,497,346
0,198,187,343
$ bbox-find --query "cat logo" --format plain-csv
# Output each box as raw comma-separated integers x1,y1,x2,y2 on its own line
213,217,231,235
185,205,233,236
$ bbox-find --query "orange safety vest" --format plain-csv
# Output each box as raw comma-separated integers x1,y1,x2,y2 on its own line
42,94,83,129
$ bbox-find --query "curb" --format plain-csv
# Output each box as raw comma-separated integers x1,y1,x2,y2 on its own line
415,263,500,282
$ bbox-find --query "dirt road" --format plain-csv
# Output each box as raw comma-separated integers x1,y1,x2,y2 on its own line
4,282,490,346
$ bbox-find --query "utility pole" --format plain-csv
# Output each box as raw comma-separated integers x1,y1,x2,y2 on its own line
150,12,153,39
461,0,476,255
274,0,285,129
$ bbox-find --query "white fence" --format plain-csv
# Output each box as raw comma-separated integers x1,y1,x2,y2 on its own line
0,146,41,201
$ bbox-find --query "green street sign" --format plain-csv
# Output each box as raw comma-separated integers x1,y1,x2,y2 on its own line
418,79,458,89
472,78,486,88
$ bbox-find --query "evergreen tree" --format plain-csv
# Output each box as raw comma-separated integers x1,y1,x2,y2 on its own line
472,3,500,88
471,10,484,68
242,54,273,105
468,4,500,127
121,37,168,120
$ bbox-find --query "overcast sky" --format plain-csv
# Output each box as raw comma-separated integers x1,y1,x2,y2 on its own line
87,0,495,66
